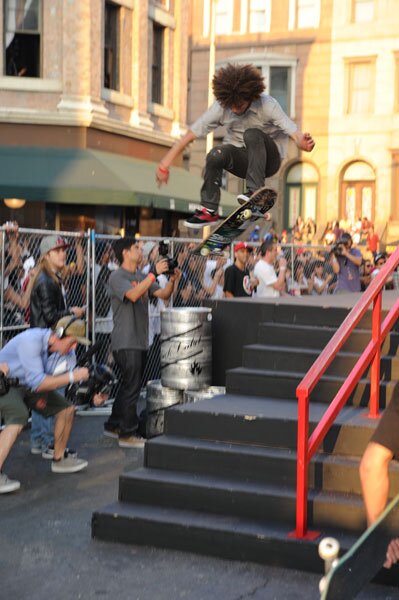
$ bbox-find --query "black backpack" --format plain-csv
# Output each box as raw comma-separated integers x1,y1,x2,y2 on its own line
95,266,111,317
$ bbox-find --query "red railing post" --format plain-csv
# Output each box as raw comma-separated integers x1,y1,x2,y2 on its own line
368,290,382,418
294,390,310,537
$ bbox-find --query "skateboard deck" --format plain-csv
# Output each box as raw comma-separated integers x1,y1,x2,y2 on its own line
191,186,277,256
320,493,399,600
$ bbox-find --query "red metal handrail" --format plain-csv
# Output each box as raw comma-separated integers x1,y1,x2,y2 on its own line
292,247,399,539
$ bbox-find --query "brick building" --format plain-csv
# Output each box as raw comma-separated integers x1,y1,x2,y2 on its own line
189,0,399,241
0,0,235,235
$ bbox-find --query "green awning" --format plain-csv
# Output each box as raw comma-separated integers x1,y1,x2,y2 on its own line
0,145,237,216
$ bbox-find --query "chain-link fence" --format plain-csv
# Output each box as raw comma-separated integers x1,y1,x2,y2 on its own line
1,226,398,401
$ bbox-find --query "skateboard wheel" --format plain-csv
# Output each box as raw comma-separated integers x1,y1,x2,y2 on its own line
318,537,340,561
242,209,252,220
200,248,211,257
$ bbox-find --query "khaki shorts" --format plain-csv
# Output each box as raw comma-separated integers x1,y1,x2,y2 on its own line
0,386,71,426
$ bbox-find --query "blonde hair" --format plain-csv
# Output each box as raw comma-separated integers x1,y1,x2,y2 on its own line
26,255,64,299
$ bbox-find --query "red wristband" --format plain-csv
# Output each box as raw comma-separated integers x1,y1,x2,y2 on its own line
158,165,169,174
148,273,156,283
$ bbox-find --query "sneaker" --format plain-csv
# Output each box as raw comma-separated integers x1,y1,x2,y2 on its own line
104,424,120,439
42,445,77,460
237,190,253,205
0,472,21,494
118,435,145,449
51,456,88,474
184,208,220,229
30,445,43,455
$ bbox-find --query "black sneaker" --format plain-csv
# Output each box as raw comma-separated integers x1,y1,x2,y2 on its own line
41,445,77,460
184,208,220,229
237,190,254,205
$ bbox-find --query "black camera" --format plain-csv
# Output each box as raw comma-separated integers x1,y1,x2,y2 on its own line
331,239,348,257
0,372,19,396
158,240,178,275
66,341,115,407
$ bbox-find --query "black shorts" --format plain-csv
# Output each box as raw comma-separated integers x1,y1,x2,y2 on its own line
370,388,399,458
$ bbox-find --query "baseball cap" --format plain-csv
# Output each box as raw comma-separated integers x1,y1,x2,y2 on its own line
54,316,91,346
40,235,70,257
234,241,253,252
142,241,157,260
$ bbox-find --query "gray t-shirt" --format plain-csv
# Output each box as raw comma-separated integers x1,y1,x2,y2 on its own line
190,93,297,159
109,267,160,351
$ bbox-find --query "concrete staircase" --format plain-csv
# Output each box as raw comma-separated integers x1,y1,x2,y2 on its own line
92,300,399,580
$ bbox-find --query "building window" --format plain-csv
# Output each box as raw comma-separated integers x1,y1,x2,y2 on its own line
4,0,41,77
352,0,374,23
104,1,120,90
203,0,233,36
341,161,375,223
249,0,271,33
289,0,320,30
346,59,375,114
285,162,319,229
152,23,164,105
395,53,399,112
270,66,291,114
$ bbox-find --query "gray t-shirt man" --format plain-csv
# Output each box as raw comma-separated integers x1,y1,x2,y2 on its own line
109,267,160,352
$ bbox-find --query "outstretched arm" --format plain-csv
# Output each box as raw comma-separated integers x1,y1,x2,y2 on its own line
291,131,315,152
156,130,197,186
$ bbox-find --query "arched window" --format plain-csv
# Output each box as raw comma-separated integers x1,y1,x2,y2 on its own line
341,161,375,225
285,162,319,228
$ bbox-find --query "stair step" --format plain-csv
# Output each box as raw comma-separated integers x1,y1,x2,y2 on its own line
146,435,399,496
242,344,399,379
165,395,378,455
258,323,399,354
226,367,396,406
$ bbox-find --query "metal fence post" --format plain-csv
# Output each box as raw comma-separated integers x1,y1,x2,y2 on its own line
0,230,4,348
91,229,96,346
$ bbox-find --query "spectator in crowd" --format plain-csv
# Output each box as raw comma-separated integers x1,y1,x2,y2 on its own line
94,241,115,366
253,239,287,298
311,260,333,295
323,222,335,246
371,252,394,289
292,216,304,243
0,317,91,493
330,232,362,293
206,256,226,299
103,238,179,448
280,229,289,244
367,224,380,258
224,242,255,298
28,235,86,457
287,259,313,296
332,220,343,243
360,259,374,292
65,235,86,308
352,216,363,245
304,217,316,244
3,222,31,326
361,216,371,241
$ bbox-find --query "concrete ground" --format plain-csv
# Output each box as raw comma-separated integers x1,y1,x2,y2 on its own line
0,416,397,600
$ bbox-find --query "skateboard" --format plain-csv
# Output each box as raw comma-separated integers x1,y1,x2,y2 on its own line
319,493,399,600
191,186,277,256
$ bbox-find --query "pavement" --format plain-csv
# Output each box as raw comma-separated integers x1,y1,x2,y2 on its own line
0,416,397,600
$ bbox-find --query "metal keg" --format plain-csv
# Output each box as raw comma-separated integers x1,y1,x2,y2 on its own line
160,307,212,390
146,379,183,414
182,386,226,404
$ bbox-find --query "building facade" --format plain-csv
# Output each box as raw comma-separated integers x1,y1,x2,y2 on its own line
189,0,399,239
0,0,193,235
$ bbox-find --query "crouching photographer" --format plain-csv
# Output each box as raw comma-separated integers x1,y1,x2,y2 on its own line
329,232,362,293
0,317,91,494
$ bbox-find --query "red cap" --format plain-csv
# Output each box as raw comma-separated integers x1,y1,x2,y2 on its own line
234,242,253,252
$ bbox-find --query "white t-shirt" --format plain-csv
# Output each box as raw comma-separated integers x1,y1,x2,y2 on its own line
254,260,279,298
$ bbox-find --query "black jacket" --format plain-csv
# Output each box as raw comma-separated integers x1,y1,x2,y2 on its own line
29,271,70,328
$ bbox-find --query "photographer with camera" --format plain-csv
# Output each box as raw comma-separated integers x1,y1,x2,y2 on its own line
0,317,91,494
103,238,180,448
330,232,362,294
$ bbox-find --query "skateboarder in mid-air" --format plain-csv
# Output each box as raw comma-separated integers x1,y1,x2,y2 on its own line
155,63,315,228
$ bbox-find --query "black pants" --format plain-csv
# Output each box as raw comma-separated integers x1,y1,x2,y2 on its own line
106,349,147,438
200,128,281,211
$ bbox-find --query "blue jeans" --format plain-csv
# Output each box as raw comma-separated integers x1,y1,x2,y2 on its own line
30,411,54,449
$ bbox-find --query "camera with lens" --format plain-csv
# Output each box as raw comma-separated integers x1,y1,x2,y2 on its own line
158,240,178,275
330,238,348,257
66,341,115,408
0,372,19,396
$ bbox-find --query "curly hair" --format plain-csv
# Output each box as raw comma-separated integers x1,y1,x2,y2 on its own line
212,63,265,108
